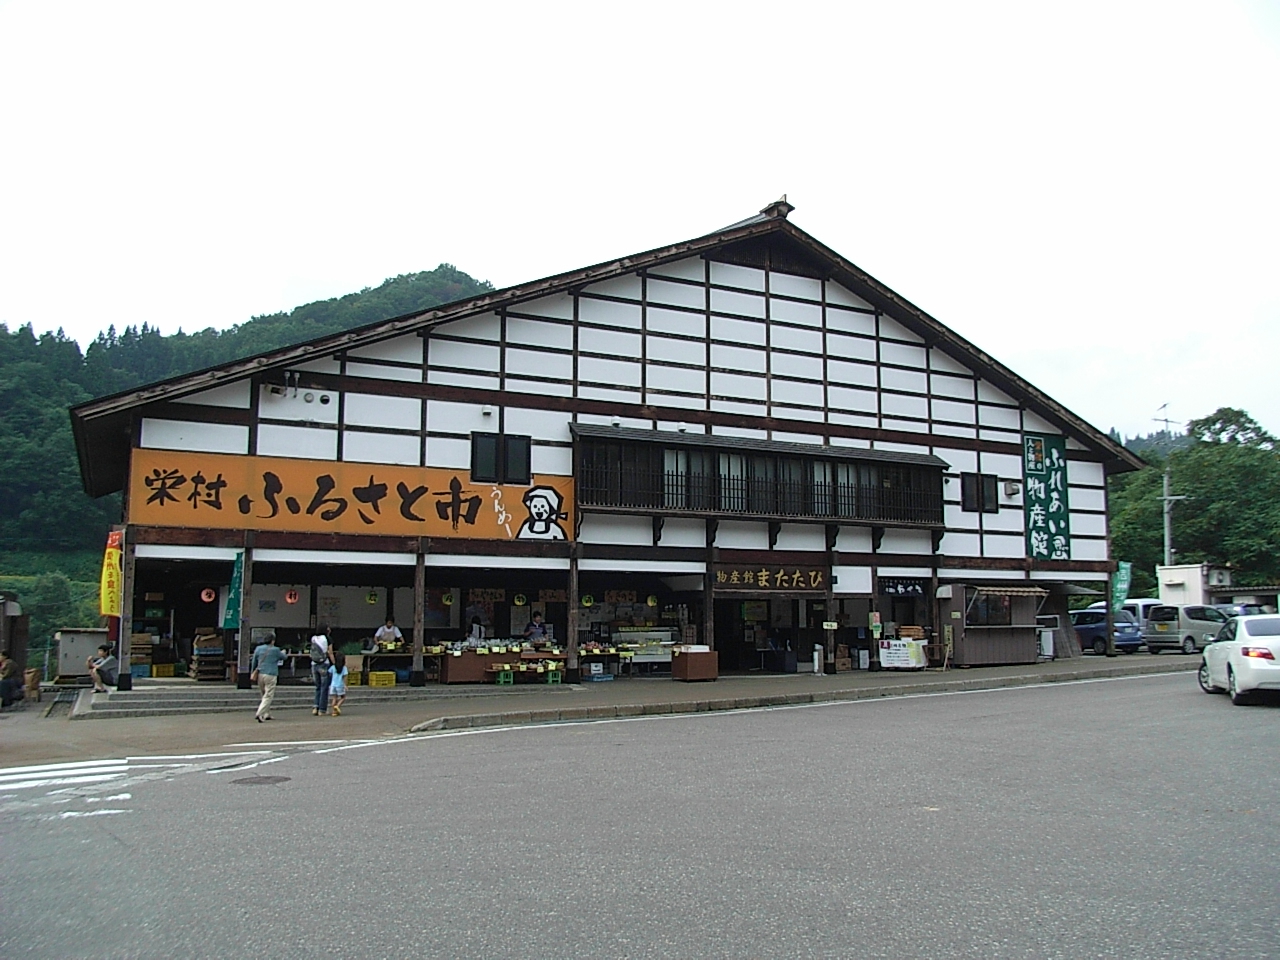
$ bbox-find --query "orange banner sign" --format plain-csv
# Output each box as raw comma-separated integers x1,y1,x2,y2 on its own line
99,530,123,617
127,449,574,542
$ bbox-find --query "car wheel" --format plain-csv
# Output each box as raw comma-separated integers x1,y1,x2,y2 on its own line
1228,668,1251,706
1148,645,1160,655
1092,638,1106,656
1197,660,1220,694
1182,636,1196,655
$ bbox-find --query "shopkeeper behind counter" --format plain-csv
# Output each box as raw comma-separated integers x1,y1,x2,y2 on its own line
523,611,549,643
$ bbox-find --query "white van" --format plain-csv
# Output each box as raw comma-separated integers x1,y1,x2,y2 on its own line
1087,597,1162,634
1144,604,1230,654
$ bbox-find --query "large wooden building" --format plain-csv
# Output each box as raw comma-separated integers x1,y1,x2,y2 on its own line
71,200,1142,687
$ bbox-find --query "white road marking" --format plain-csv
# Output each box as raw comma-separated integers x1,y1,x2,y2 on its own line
45,809,132,820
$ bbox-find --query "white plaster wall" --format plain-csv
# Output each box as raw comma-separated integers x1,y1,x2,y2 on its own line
1070,512,1108,536
580,298,642,329
646,307,704,338
172,381,251,409
771,431,824,445
426,370,500,391
426,400,492,435
506,317,574,350
580,356,641,387
939,532,981,556
832,565,873,594
579,514,652,546
711,373,767,401
290,357,341,375
828,358,877,387
1022,410,1058,433
581,327,640,358
770,272,823,301
648,364,707,394
712,344,766,373
978,404,1022,429
881,341,927,367
873,441,931,455
775,524,825,551
435,313,501,341
259,386,338,424
1070,539,1109,560
709,261,764,290
977,381,1017,405
657,517,705,547
826,283,875,311
837,526,873,551
930,374,975,400
715,520,770,549
771,380,823,407
1070,486,1106,511
882,393,928,419
256,424,337,460
879,529,935,554
647,336,705,366
932,399,976,424
984,509,1025,533
342,431,420,466
140,419,249,454
828,386,878,413
347,335,423,365
1067,461,1105,487
514,294,574,320
507,347,573,381
771,325,823,354
979,452,1022,477
771,352,823,380
425,436,470,470
770,298,822,326
827,308,877,337
345,361,421,383
944,505,980,530
982,534,1026,558
648,279,705,309
929,349,971,376
935,448,978,473
711,288,766,318
827,333,877,362
343,393,421,430
503,406,572,442
585,274,643,299
711,315,766,345
879,316,924,344
530,444,572,475
427,339,500,372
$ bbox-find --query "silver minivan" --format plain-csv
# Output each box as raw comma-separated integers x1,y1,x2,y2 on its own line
1088,597,1163,634
1145,604,1229,654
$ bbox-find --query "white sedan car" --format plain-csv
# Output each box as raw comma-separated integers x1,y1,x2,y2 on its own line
1198,614,1280,705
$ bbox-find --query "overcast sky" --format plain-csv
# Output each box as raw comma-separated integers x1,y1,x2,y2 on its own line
2,1,1277,440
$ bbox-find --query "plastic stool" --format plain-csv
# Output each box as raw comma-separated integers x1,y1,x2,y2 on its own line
495,670,514,685
546,671,562,685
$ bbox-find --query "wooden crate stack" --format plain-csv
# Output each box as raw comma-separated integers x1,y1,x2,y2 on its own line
130,633,154,677
189,628,225,681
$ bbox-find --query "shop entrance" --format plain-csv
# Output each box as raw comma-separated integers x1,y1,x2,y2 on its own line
713,597,829,673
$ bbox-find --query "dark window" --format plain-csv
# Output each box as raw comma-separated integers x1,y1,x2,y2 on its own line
966,590,1012,626
1149,606,1178,622
471,433,531,485
960,473,999,513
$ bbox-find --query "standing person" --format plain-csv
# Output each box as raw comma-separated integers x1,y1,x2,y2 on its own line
309,625,333,716
523,611,549,644
0,651,20,708
250,632,286,723
86,644,119,693
328,652,349,716
372,618,402,650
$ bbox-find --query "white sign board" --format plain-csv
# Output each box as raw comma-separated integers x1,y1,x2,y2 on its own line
878,638,927,669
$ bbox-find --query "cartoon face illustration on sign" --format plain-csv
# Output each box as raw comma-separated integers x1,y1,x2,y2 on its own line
516,485,567,540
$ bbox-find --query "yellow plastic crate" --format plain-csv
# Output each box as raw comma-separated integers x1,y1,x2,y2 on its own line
152,663,175,678
347,672,364,686
367,671,397,687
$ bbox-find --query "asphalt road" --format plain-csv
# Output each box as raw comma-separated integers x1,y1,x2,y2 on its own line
2,673,1276,959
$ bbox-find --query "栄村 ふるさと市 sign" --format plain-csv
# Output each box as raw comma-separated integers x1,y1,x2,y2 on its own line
127,449,574,542
1022,435,1070,560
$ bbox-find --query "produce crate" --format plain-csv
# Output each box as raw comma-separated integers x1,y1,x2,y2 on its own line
130,664,151,678
367,671,397,687
346,672,363,686
152,663,175,678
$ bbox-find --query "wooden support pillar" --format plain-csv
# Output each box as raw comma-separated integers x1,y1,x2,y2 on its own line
704,521,718,650
566,544,581,683
236,532,254,688
116,529,137,691
410,548,426,685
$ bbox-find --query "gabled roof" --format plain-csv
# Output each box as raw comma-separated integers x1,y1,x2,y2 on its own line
71,200,1143,497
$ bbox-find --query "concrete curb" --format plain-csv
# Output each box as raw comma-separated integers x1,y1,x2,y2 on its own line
409,660,1195,733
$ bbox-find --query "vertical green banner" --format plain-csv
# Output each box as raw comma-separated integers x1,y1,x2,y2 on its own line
222,551,244,630
1024,435,1071,560
1112,561,1132,609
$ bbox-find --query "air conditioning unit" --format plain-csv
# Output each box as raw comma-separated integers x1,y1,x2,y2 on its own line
1208,568,1232,586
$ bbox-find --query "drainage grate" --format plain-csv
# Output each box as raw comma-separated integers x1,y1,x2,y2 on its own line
231,775,292,786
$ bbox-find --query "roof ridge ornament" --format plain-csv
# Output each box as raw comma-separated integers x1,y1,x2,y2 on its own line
759,195,794,219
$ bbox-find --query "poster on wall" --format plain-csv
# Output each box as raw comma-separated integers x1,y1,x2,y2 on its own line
1023,435,1071,561
878,638,927,669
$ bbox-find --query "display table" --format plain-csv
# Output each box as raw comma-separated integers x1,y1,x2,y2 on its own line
672,649,718,681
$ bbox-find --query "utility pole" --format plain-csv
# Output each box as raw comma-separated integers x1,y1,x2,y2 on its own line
1154,405,1188,566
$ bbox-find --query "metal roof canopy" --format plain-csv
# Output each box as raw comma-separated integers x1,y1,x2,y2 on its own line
571,423,949,469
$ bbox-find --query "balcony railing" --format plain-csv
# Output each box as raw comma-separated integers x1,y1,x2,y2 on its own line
578,467,943,525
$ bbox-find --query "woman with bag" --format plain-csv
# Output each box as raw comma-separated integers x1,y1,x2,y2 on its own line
309,625,333,716
249,632,286,722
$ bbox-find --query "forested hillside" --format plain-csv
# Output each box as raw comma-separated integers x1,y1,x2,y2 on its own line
0,264,492,594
